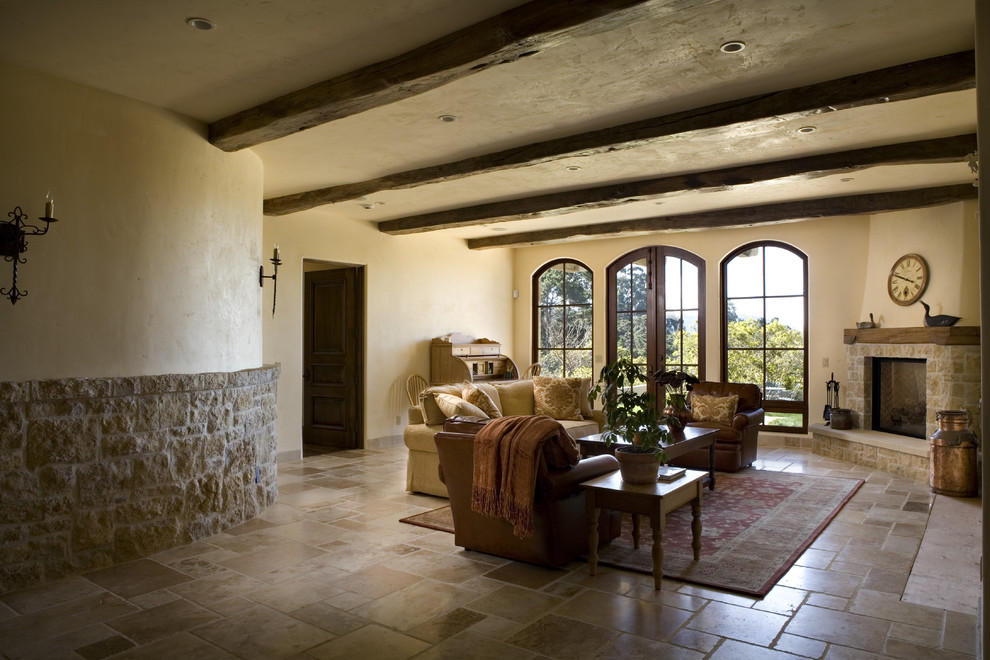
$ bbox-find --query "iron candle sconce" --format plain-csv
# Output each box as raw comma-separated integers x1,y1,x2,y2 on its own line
1,201,59,305
259,244,280,316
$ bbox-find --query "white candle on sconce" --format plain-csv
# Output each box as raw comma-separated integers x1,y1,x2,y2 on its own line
44,193,54,218
273,244,280,261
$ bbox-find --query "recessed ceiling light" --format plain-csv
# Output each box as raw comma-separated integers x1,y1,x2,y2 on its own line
437,115,457,123
565,166,581,171
719,41,746,54
840,177,855,182
490,227,507,232
186,17,216,30
797,126,817,134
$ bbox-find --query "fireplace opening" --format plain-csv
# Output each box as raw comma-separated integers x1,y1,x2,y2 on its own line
871,357,926,438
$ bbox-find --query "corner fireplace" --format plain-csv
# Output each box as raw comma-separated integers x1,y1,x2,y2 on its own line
871,357,926,438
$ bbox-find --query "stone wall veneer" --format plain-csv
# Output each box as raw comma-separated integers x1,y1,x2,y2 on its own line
0,365,279,595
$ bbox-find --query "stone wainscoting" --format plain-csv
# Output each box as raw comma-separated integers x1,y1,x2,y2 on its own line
0,365,279,595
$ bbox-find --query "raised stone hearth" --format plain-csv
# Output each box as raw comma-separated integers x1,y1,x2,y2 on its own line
809,327,980,480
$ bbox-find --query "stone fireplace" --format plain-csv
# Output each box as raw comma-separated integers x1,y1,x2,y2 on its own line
808,326,980,482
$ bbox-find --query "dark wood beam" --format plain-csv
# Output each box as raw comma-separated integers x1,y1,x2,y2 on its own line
376,134,977,234
465,184,979,249
210,0,716,151
264,50,975,215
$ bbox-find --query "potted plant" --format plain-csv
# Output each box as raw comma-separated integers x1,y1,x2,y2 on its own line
588,358,678,483
655,369,699,432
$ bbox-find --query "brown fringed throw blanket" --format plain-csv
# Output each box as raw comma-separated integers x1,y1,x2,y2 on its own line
470,415,580,538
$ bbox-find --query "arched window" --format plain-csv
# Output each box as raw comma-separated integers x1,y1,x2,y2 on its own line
606,247,705,400
532,260,593,378
722,242,808,431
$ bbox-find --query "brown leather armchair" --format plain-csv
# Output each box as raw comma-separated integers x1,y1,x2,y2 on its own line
434,417,622,568
670,381,764,473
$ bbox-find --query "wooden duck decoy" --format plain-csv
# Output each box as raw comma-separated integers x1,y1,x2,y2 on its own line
920,301,961,327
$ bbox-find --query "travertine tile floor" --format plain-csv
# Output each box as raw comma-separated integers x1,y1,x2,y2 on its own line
0,444,981,659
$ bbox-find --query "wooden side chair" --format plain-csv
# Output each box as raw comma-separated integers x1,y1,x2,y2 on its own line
405,374,429,406
521,363,542,379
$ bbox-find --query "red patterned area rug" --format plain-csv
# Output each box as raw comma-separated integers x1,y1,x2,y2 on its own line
399,470,862,597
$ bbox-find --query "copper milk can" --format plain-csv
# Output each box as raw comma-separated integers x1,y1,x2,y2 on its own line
929,410,979,497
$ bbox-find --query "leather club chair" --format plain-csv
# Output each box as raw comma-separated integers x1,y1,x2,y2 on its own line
671,381,764,473
434,416,622,568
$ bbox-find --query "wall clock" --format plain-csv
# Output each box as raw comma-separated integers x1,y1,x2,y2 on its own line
887,253,929,306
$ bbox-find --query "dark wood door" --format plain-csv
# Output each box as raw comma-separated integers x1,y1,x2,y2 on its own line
303,268,363,448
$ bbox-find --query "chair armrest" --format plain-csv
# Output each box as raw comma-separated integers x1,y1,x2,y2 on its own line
731,408,764,430
542,455,619,499
587,410,606,431
407,406,424,425
443,415,491,435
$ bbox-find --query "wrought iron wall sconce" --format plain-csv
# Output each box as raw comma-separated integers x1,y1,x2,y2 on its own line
1,200,59,305
259,244,280,316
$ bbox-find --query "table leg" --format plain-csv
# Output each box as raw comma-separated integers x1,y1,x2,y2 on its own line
650,516,663,590
631,513,641,550
586,495,599,577
691,490,702,561
707,441,716,491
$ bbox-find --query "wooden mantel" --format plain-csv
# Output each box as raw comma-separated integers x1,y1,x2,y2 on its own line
843,326,980,345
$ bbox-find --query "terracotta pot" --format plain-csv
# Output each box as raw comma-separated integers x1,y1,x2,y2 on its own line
615,447,661,484
664,392,691,435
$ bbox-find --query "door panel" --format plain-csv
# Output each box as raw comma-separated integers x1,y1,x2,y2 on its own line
304,268,363,448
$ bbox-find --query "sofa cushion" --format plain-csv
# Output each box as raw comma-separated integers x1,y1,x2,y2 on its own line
533,376,584,421
493,379,536,416
558,418,599,440
462,383,501,418
435,392,489,419
691,394,738,425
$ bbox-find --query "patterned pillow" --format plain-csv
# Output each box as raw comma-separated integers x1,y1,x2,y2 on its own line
690,394,738,425
462,383,501,418
434,392,489,419
532,376,584,421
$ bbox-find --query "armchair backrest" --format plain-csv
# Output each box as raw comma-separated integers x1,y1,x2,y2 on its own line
688,381,763,412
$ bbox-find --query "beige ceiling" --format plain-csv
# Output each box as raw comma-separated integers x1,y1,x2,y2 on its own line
0,0,977,246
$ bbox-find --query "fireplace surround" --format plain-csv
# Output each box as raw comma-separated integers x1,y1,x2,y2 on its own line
807,326,980,481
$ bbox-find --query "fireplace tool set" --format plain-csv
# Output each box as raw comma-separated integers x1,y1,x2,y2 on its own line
824,373,839,422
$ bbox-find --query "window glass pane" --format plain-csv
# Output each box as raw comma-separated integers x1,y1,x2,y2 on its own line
727,348,764,386
766,298,804,348
665,257,682,309
665,311,682,363
764,411,803,428
726,299,764,348
630,259,648,311
539,306,563,347
682,311,699,366
682,260,699,308
565,306,592,348
615,264,633,313
631,311,647,362
564,263,592,305
565,350,593,379
726,247,764,298
538,349,564,378
765,350,804,401
539,265,564,306
616,313,632,358
765,247,804,296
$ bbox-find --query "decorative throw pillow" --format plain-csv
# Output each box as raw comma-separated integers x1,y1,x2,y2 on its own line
472,382,502,415
532,376,584,421
419,392,448,425
434,392,489,419
691,394,739,425
462,383,501,418
492,379,535,416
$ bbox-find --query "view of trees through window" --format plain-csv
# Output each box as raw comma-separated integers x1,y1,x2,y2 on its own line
534,260,593,378
723,243,808,430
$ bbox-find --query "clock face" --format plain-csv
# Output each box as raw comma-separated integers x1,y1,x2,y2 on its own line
887,253,929,306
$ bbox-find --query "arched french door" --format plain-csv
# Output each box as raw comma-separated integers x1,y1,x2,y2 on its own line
606,247,705,400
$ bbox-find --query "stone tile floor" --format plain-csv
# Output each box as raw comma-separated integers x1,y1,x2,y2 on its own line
0,444,980,659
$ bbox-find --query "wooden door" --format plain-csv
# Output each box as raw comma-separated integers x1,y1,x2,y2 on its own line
303,268,363,448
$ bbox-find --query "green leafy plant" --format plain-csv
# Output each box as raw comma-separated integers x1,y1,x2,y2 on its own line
588,357,676,460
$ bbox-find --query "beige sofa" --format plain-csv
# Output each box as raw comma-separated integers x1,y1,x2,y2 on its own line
403,378,604,497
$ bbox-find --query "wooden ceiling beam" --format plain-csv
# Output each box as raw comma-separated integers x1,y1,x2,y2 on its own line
264,50,975,216
465,184,978,249
376,134,977,234
209,0,716,152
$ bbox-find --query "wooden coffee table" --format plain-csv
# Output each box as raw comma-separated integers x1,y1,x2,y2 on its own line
582,469,705,590
576,426,719,490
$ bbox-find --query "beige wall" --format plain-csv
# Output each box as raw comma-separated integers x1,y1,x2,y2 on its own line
512,203,978,420
263,212,514,458
0,62,264,382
